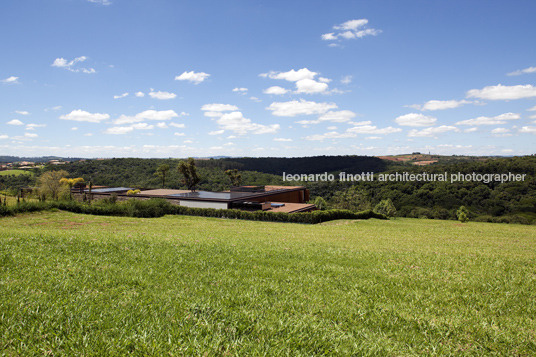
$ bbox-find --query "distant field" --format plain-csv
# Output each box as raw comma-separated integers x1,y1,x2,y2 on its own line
0,169,32,176
1,212,535,355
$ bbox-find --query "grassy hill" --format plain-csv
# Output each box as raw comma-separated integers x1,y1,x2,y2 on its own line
0,169,33,176
1,211,534,355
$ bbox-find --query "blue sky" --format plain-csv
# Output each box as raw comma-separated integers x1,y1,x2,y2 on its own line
1,0,536,158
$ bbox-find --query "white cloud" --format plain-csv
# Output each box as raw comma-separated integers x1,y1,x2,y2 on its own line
51,56,96,74
318,110,356,123
250,96,261,102
520,126,536,134
410,99,471,111
135,91,145,97
169,123,185,128
201,103,239,112
274,138,293,142
232,87,248,93
87,0,111,5
15,110,30,115
347,125,401,135
7,119,24,126
305,125,400,141
149,91,176,100
131,123,154,130
24,133,38,138
322,19,381,42
156,122,168,129
318,77,331,83
114,92,129,99
395,113,437,127
174,132,186,137
260,68,317,82
71,127,78,131
1,76,19,84
175,71,210,84
267,99,337,117
104,126,134,135
491,127,512,136
263,86,289,95
507,66,536,76
216,111,279,135
466,84,536,100
456,112,520,126
341,75,352,84
407,125,459,138
44,106,62,112
26,124,46,130
60,109,110,123
0,134,8,140
295,79,329,94
113,109,179,124
464,127,478,133
209,130,224,135
527,105,536,112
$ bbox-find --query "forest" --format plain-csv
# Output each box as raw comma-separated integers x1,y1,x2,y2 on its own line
1,155,535,224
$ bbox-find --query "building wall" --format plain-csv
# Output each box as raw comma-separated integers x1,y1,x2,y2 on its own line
247,189,307,204
179,200,229,210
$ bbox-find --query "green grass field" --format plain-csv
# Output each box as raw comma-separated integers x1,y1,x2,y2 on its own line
0,169,32,176
1,212,535,355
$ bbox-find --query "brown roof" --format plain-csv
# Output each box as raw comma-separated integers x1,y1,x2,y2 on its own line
266,202,316,213
264,185,305,191
138,189,191,196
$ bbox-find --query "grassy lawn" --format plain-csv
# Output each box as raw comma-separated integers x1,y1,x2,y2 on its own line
0,169,32,176
1,212,535,355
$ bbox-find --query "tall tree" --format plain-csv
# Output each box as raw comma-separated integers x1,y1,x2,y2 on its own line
178,158,200,191
37,170,69,200
59,177,85,200
154,164,170,188
225,169,242,187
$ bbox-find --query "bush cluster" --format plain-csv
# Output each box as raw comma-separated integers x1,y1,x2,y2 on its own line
0,198,386,224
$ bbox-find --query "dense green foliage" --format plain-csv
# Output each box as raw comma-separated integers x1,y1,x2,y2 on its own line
1,212,535,355
1,155,535,223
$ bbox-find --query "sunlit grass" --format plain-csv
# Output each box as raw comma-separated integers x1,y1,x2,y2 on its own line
1,212,535,355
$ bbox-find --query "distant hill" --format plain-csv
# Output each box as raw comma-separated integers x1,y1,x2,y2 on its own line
0,156,85,163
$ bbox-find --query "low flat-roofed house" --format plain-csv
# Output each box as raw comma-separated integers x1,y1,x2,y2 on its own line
82,185,315,213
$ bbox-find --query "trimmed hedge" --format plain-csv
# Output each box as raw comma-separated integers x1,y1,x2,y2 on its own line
0,198,387,224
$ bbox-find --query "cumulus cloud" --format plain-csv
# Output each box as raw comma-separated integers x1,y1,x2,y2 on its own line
113,110,180,124
456,112,520,126
59,109,110,123
305,124,400,141
15,110,30,115
113,92,129,99
491,128,512,137
1,76,19,84
260,68,334,94
169,123,185,128
318,110,356,123
87,0,111,5
263,86,289,95
267,99,337,117
148,91,176,100
0,134,8,140
216,111,279,135
464,127,478,133
409,99,471,111
295,79,329,94
519,126,536,134
104,122,154,135
201,103,239,112
321,19,381,43
135,91,145,97
175,71,210,84
395,113,437,127
26,124,46,130
407,125,459,138
51,56,96,74
7,119,24,126
174,132,186,137
232,87,248,94
466,84,536,100
274,138,293,142
507,66,536,76
209,130,224,135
